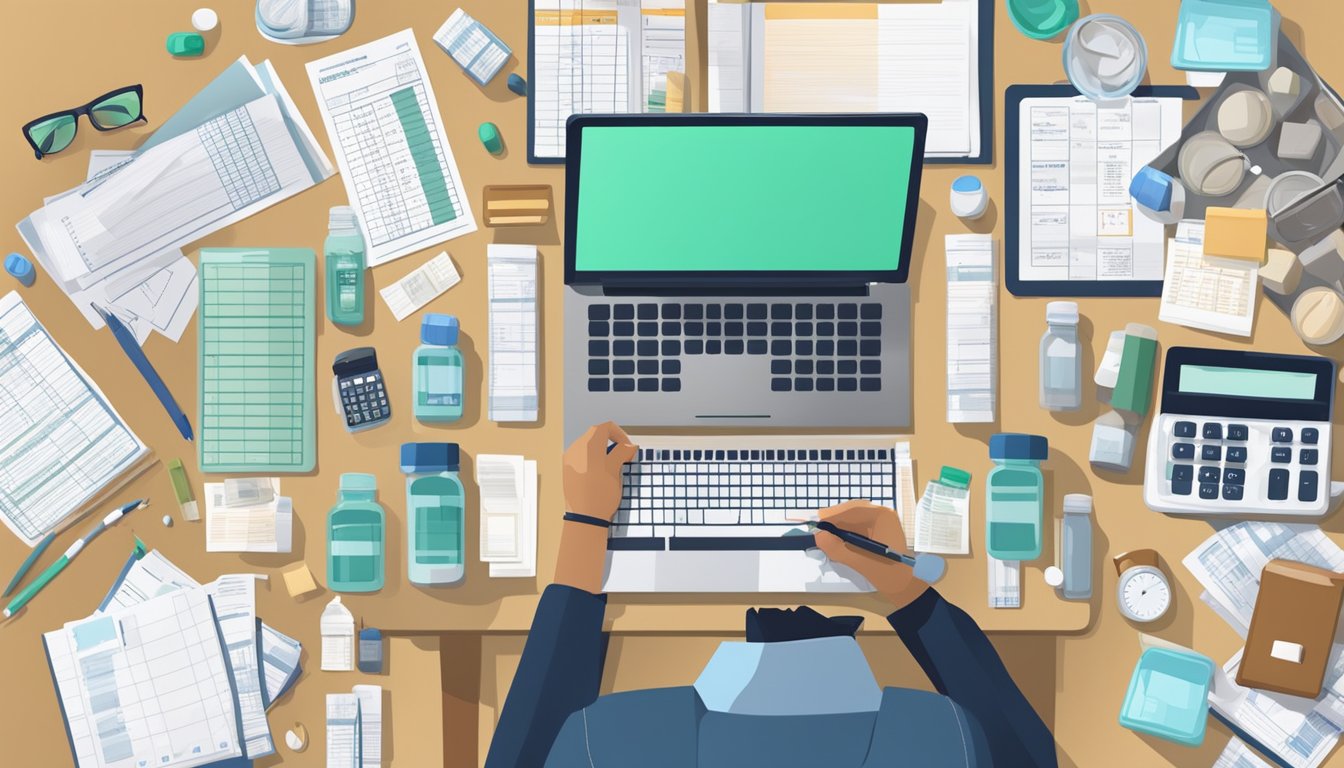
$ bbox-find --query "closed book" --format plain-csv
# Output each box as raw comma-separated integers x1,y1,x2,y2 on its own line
1237,559,1344,698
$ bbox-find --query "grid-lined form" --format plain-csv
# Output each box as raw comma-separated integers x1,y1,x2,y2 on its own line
533,0,630,159
199,106,282,210
198,250,314,473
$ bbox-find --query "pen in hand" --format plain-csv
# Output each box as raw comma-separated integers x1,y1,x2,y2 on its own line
811,520,947,584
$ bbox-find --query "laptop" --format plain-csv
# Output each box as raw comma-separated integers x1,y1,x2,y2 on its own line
562,114,927,445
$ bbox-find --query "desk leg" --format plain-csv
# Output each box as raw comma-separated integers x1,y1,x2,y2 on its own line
441,634,483,768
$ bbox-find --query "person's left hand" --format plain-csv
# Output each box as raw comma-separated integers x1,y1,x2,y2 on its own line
563,421,638,521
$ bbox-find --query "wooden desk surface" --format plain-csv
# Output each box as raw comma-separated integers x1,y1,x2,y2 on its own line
4,0,1344,765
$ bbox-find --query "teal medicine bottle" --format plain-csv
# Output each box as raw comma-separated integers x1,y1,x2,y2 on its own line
986,433,1048,561
413,314,464,422
325,206,366,326
401,442,465,585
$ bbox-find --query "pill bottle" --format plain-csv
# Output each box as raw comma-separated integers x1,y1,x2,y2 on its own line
986,433,1048,561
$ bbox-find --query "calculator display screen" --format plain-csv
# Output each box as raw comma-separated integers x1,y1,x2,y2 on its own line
1178,365,1319,401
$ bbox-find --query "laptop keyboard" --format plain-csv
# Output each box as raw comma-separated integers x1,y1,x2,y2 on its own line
610,441,898,551
586,301,883,395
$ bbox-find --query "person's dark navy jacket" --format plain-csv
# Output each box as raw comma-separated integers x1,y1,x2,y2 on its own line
485,586,1058,767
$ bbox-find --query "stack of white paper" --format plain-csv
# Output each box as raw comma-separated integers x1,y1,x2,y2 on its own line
945,235,997,423
327,685,383,768
205,478,293,553
488,245,540,422
477,454,538,577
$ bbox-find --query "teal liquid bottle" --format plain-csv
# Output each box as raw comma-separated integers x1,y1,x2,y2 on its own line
401,442,465,585
327,473,385,593
413,314,464,422
325,206,366,326
985,433,1049,561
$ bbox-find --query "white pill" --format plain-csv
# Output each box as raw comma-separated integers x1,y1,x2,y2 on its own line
162,515,173,527
1043,566,1064,588
192,8,219,32
286,724,308,751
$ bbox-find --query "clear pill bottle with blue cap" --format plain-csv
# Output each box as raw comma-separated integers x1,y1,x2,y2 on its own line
401,442,465,585
413,314,464,422
986,433,1049,561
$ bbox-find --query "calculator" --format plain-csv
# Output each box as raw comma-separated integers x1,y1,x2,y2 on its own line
333,347,390,432
1144,348,1334,518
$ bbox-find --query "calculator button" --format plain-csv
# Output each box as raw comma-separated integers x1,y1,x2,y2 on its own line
1268,469,1291,501
1202,423,1223,440
1299,471,1320,502
1272,427,1293,443
1172,478,1193,496
1171,465,1194,482
1173,421,1196,438
1226,447,1248,463
1199,483,1220,500
1222,468,1245,485
1198,467,1220,484
1221,484,1244,501
1271,447,1292,463
1172,443,1195,460
1301,449,1319,466
1201,446,1222,462
1227,424,1249,441
1302,428,1320,445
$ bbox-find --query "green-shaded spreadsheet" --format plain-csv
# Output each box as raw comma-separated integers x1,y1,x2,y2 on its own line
198,249,315,473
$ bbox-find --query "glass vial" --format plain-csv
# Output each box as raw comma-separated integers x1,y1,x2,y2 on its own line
401,442,465,585
1039,301,1082,411
413,314,464,422
325,206,366,326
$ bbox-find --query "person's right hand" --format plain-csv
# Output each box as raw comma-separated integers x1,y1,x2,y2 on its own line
562,421,638,522
812,500,929,610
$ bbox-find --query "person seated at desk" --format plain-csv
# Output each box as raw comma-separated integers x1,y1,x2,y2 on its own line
486,423,1058,768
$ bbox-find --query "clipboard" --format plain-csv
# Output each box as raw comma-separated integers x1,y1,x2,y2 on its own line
1005,84,1200,297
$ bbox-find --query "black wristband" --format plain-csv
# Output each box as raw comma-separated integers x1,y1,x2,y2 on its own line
563,512,612,529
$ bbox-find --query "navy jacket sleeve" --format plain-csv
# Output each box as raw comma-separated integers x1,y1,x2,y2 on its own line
888,589,1058,768
485,584,608,768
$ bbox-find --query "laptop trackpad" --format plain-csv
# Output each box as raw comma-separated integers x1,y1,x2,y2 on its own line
656,552,761,591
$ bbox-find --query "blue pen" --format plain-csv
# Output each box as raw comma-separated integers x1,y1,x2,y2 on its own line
93,304,193,440
2,531,54,597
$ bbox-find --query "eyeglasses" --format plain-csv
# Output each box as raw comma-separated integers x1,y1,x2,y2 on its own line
22,85,146,159
1272,173,1344,246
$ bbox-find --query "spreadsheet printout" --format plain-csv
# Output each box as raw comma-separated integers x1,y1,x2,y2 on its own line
0,292,149,546
1159,220,1258,336
945,235,997,423
198,249,315,473
307,29,477,268
487,245,539,422
43,589,243,768
1016,95,1183,283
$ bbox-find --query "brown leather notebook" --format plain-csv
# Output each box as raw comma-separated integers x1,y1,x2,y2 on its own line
1237,559,1344,698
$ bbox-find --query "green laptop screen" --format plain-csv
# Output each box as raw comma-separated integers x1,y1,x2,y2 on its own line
574,124,917,273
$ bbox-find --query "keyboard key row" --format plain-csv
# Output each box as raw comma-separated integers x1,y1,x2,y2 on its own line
772,377,880,392
631,448,891,461
588,378,682,393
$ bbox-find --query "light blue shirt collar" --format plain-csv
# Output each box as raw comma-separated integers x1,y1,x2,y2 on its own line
693,636,882,716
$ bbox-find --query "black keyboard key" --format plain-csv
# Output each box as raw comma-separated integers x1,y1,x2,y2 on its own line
747,340,767,355
771,304,792,320
614,360,635,375
747,303,768,319
772,321,792,336
588,321,609,336
838,378,858,392
608,537,665,551
613,340,635,357
683,304,703,320
838,359,858,375
816,340,835,356
860,378,881,392
771,378,792,392
817,378,835,392
817,359,835,375
588,378,610,392
588,304,610,320
1173,421,1197,438
860,303,882,319
1222,484,1244,501
589,359,609,376
1271,447,1292,463
860,322,882,337
725,340,744,355
637,378,658,392
726,322,745,336
684,321,704,336
614,304,635,320
795,359,814,375
796,304,813,320
816,322,835,336
589,340,609,357
1199,483,1219,500
747,322,767,336
794,322,813,336
838,340,858,356
637,304,658,320
1199,467,1221,483
685,340,704,355
1172,478,1193,496
839,304,859,320
1303,428,1320,445
1223,468,1246,485
662,304,681,319
1300,470,1320,502
771,360,792,375
795,341,813,356
706,340,722,355
638,322,658,336
860,340,881,357
1172,443,1195,460
638,360,658,375
1172,465,1194,482
705,322,722,337
838,321,859,336
662,321,681,336
771,340,791,356
860,360,881,375
614,378,635,392
613,321,635,336
1202,423,1223,440
1301,448,1319,466
1201,445,1222,462
669,536,813,552
662,340,681,356
1226,446,1247,463
662,359,681,375
816,304,835,320
1269,468,1290,500
1272,427,1293,443
725,304,743,320
638,340,658,356
795,378,814,392
662,378,681,392
1227,424,1249,441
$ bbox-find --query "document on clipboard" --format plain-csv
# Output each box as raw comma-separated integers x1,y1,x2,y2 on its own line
707,0,991,163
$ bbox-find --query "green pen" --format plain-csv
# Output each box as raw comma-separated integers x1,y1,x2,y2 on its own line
3,499,147,619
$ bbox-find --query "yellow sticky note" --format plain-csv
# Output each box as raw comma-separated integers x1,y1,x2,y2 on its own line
282,562,320,598
1204,207,1268,263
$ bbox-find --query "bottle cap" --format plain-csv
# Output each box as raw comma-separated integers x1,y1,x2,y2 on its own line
1043,566,1065,587
401,442,460,473
192,7,219,32
421,313,459,345
989,433,1049,461
1063,493,1093,515
5,252,35,286
1045,301,1079,324
329,205,360,232
937,466,972,489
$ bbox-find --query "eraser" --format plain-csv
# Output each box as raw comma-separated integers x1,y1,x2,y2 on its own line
1270,640,1304,664
282,562,321,598
507,73,527,96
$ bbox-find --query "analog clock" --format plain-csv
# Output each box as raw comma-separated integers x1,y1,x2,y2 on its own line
1115,549,1172,623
